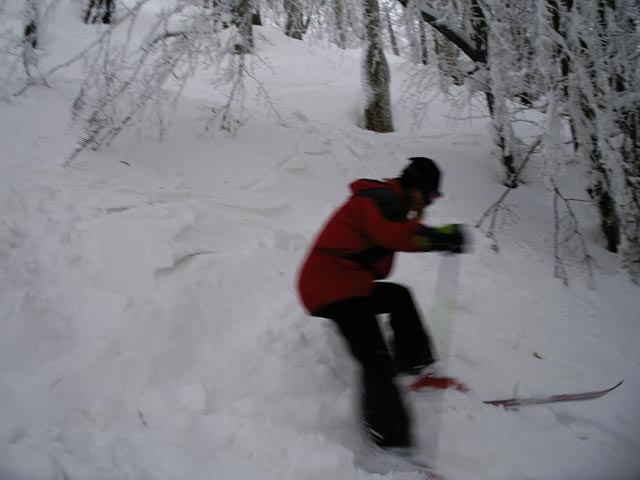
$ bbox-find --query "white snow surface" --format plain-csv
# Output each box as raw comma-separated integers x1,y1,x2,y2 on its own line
1,4,640,480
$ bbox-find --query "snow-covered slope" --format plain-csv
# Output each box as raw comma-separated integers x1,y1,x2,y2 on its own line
1,5,639,480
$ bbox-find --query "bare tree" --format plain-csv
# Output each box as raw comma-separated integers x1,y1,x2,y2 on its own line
397,0,522,186
400,0,639,284
2,0,61,94
44,0,270,160
533,0,638,281
8,0,637,284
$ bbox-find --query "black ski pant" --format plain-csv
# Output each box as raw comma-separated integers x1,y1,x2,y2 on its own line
314,282,435,448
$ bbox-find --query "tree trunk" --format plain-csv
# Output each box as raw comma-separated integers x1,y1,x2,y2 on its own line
333,0,347,49
418,15,428,64
23,0,38,48
84,0,115,24
233,0,254,53
588,175,621,253
600,0,639,277
485,91,518,187
469,0,517,186
434,33,461,84
403,3,420,64
252,8,262,26
284,0,304,40
619,108,640,281
585,1,621,254
469,0,488,56
548,0,627,258
384,5,400,56
363,0,393,133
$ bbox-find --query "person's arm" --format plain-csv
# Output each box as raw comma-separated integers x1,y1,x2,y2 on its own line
355,196,466,253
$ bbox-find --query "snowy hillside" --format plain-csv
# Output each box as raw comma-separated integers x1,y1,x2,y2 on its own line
1,3,639,480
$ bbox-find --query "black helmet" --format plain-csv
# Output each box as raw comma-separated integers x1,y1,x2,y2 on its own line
399,157,441,198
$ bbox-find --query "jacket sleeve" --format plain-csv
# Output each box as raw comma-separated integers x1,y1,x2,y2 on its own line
352,196,423,252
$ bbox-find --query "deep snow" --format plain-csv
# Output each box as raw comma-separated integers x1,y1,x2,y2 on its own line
1,3,639,480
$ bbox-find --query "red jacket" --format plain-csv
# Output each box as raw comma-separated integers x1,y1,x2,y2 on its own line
297,178,425,314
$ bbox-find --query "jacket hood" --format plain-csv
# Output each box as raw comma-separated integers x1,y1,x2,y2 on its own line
349,178,405,197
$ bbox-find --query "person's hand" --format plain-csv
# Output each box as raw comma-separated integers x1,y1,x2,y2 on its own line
414,224,470,252
432,224,468,253
434,223,466,253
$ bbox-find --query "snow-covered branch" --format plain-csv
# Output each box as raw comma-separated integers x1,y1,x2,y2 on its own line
551,178,595,288
13,0,153,97
396,0,483,63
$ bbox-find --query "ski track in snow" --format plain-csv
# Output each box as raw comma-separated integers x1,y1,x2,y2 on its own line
1,8,640,480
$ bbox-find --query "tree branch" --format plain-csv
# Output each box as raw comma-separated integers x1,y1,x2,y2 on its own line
476,136,542,248
396,0,486,64
551,178,595,288
13,0,153,97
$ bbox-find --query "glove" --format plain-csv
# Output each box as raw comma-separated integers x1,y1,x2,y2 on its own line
415,224,467,253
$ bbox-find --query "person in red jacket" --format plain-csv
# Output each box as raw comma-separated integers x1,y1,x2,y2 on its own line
297,157,466,451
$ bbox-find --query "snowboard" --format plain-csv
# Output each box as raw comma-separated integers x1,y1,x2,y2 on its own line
407,373,623,408
484,380,624,408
